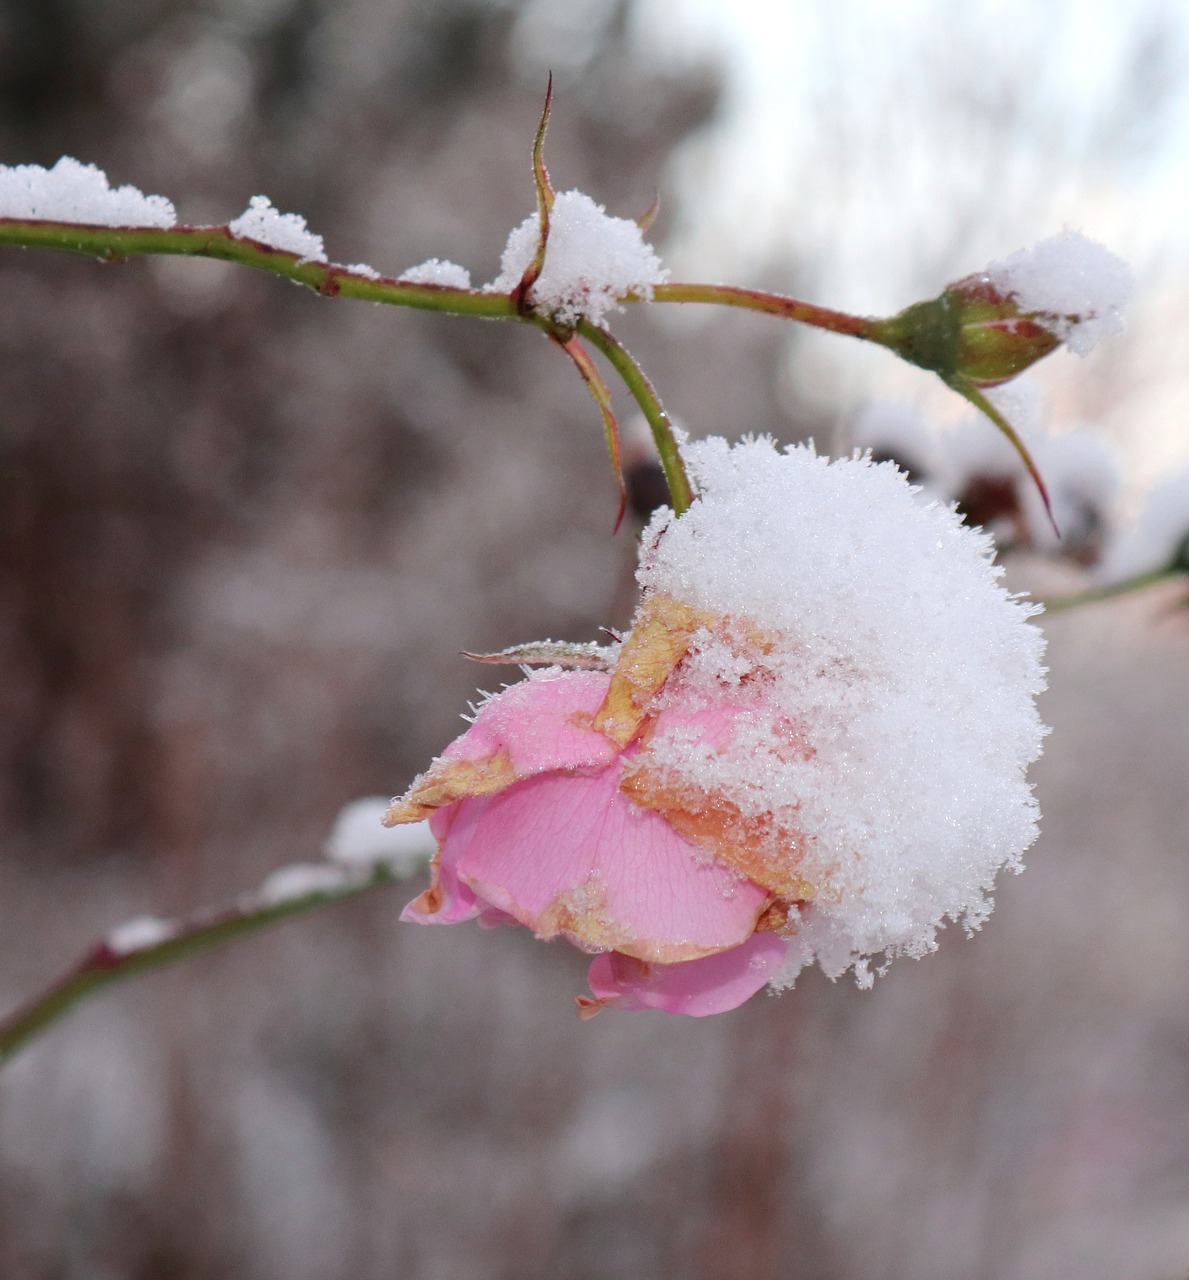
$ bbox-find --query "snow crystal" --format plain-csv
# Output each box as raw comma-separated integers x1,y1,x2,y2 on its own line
397,258,472,289
228,195,326,263
489,189,667,326
636,437,1048,987
106,915,177,955
325,797,435,875
1098,466,1189,582
257,863,354,906
0,157,176,228
344,261,381,280
985,230,1132,357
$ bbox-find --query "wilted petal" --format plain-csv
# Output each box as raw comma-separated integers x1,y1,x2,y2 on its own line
579,932,790,1017
385,671,619,823
440,766,769,963
399,806,482,924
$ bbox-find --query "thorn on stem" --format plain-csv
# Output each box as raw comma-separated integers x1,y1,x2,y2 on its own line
637,193,661,233
514,74,557,315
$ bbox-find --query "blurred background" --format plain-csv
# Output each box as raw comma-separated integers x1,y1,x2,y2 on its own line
1,1,1188,1276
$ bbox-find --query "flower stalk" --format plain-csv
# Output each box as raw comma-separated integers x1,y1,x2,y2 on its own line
0,862,405,1067
651,281,881,341
1041,567,1182,613
576,320,693,515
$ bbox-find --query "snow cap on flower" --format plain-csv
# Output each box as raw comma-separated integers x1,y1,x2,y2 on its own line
489,189,667,326
634,437,1048,987
878,230,1131,387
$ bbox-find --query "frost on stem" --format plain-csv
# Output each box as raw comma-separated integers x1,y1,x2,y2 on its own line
0,157,176,228
489,189,668,326
228,195,327,264
386,439,1048,1016
105,915,178,956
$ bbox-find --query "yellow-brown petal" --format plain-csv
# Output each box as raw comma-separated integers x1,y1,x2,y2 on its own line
382,749,517,825
593,593,716,746
619,765,818,902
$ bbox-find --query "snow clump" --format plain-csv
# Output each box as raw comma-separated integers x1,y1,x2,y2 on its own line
228,195,326,263
637,436,1049,988
0,157,176,228
105,915,178,955
490,189,667,326
985,229,1133,357
325,797,435,875
398,258,472,289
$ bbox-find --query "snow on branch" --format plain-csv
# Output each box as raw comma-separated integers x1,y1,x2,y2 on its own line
0,157,176,228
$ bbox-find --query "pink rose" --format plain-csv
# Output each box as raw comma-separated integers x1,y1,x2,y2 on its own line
385,594,803,1016
385,439,1048,1017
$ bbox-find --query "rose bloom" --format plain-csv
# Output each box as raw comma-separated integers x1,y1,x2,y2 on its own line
385,438,1047,1016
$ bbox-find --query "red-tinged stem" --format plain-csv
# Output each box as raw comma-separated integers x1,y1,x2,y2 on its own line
576,321,694,516
0,862,404,1067
650,282,882,342
0,219,518,319
554,333,627,530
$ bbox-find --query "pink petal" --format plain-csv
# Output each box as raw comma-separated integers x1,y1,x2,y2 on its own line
444,671,619,778
399,805,482,925
581,932,790,1017
442,766,769,962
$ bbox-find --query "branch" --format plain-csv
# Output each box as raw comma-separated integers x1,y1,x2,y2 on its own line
577,321,694,516
649,281,880,341
0,218,518,318
0,856,424,1067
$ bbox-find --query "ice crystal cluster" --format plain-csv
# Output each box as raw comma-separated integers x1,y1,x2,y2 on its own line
0,157,176,228
490,189,667,325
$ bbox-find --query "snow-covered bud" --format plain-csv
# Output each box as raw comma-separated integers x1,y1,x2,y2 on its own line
877,231,1132,387
876,281,1059,387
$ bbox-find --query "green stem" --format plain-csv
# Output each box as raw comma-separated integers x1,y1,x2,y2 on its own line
650,282,880,342
0,861,409,1067
577,321,693,515
1042,567,1179,613
0,219,518,318
554,333,627,529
